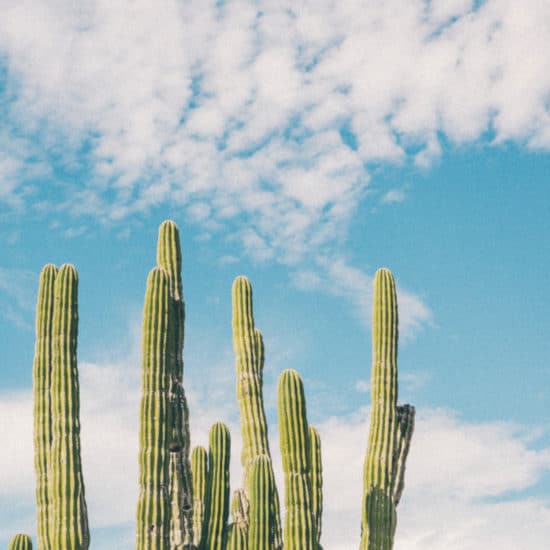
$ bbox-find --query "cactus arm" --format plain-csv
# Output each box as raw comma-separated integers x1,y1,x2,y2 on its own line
360,268,414,550
49,264,89,550
157,220,194,548
278,369,315,550
308,426,323,547
392,405,415,506
136,267,173,550
191,446,208,548
202,422,231,550
8,534,33,550
33,264,57,550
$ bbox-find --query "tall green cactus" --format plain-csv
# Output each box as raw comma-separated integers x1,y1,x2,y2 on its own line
157,220,194,548
33,264,57,550
308,426,322,547
278,369,315,550
247,455,276,550
8,534,33,550
136,267,173,550
202,422,231,550
191,446,208,548
360,268,415,550
49,264,89,550
232,277,282,548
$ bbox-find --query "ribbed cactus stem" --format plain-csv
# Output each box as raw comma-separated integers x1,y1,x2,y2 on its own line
278,369,315,550
191,446,208,548
202,422,231,550
8,534,33,550
227,489,249,550
136,267,173,550
49,264,89,550
360,268,415,550
33,264,57,550
157,220,193,548
248,455,276,550
308,426,323,547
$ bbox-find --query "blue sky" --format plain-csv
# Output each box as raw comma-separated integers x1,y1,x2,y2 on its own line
1,1,550,548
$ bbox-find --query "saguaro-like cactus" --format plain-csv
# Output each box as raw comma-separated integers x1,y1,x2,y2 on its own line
360,268,415,550
308,426,323,547
191,446,208,548
248,455,276,550
49,264,89,550
232,277,282,548
278,369,315,550
8,534,33,550
157,220,194,548
136,267,173,550
227,490,249,550
33,264,57,550
202,422,231,550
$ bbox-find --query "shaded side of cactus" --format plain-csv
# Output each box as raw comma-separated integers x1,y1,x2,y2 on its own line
33,264,57,550
8,534,33,550
248,455,276,550
157,220,193,548
136,267,173,550
49,264,89,550
227,489,249,550
278,369,315,550
308,426,323,547
202,422,231,550
191,446,208,548
360,268,415,550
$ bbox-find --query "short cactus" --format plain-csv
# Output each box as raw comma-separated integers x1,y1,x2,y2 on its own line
227,489,249,550
308,426,323,547
191,445,208,548
360,268,415,550
49,264,89,550
8,534,33,550
247,455,276,550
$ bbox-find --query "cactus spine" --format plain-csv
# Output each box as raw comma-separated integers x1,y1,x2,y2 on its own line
278,369,315,550
360,268,415,550
202,422,231,550
136,267,173,550
33,264,57,550
308,426,322,547
191,446,208,548
49,264,89,550
8,534,33,550
157,221,194,549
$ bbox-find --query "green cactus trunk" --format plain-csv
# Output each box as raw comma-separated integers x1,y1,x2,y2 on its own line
231,277,282,548
33,264,57,550
136,267,173,550
360,268,415,550
191,446,208,548
8,534,33,550
227,524,247,550
202,422,231,550
227,489,249,550
308,426,322,547
247,455,276,550
157,220,193,549
278,369,315,550
49,264,90,550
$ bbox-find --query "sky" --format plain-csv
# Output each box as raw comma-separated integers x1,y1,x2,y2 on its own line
1,0,550,548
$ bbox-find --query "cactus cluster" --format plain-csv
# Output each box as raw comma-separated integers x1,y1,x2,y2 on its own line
20,220,414,550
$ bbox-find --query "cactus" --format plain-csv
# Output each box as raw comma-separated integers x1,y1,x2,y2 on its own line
360,268,415,550
227,489,249,550
136,267,173,550
191,446,208,548
308,426,323,547
231,277,282,548
49,264,89,550
202,422,231,550
8,534,33,550
278,369,315,550
33,264,57,550
157,220,194,548
247,455,276,550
